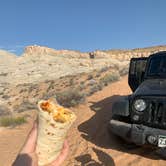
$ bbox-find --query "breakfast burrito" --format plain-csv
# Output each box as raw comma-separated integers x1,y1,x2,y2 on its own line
36,99,76,166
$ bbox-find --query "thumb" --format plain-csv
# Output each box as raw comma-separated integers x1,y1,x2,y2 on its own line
21,122,38,154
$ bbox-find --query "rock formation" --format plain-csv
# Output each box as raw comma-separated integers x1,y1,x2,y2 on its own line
23,45,166,61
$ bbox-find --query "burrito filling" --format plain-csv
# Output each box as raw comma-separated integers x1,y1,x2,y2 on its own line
40,101,73,123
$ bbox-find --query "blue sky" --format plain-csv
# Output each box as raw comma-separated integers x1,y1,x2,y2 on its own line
0,0,166,55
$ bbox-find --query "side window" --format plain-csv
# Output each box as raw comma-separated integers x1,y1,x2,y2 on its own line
129,59,147,75
148,56,166,75
129,57,147,92
136,59,147,76
141,60,147,71
148,57,161,75
130,60,136,75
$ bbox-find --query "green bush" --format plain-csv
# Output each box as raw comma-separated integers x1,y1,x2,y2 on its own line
56,88,85,107
99,71,120,86
0,116,26,127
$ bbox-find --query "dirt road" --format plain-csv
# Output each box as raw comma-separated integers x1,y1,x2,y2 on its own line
0,76,166,166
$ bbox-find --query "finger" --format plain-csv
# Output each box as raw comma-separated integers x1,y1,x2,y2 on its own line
21,122,38,153
50,140,69,166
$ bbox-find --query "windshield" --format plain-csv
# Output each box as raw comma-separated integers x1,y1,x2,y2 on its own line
148,56,166,77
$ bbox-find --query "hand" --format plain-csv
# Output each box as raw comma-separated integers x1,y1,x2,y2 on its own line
12,123,69,166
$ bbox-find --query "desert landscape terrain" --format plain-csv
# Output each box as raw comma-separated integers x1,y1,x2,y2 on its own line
0,45,166,166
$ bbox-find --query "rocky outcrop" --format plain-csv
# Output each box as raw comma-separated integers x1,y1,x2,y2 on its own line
23,45,166,61
24,45,58,55
0,44,166,86
103,45,166,60
23,45,89,58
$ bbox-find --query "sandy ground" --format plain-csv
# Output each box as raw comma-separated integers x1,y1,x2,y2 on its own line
0,111,37,166
0,76,166,166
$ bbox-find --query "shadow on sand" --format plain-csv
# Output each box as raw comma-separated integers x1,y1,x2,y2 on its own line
75,147,115,166
78,95,164,160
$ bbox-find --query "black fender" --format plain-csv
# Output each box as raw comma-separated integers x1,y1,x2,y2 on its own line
112,96,129,117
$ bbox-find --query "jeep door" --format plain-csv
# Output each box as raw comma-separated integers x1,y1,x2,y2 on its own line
128,57,148,92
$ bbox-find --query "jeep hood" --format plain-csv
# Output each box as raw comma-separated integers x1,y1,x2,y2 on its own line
134,79,166,96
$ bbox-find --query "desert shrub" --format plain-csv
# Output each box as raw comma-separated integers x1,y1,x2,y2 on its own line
0,73,8,76
99,66,109,73
78,84,85,90
88,84,103,95
98,82,104,90
0,116,26,127
99,71,120,86
88,79,97,86
47,84,54,91
80,81,84,85
2,95,10,99
113,63,120,70
19,88,28,93
42,91,57,100
95,73,100,77
56,88,85,107
119,66,129,76
0,92,4,95
13,101,37,113
46,80,55,92
28,84,39,93
87,74,93,80
69,78,74,86
0,105,11,116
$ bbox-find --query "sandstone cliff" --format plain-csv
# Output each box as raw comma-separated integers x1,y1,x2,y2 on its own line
23,45,89,58
0,44,166,86
23,45,166,61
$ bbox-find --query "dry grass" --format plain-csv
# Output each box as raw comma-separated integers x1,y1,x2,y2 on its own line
99,71,120,86
0,116,26,127
56,88,85,107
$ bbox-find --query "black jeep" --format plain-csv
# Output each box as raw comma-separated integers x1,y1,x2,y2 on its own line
109,51,166,147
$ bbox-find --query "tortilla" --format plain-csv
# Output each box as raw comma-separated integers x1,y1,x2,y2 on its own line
36,99,76,166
